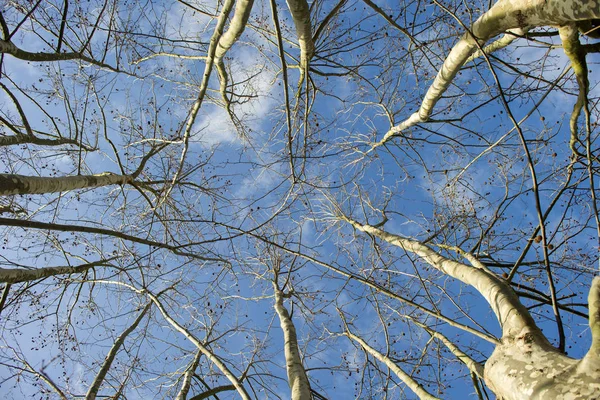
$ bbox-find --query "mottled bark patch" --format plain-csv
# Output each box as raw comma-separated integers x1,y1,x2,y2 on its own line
0,175,27,195
515,10,528,28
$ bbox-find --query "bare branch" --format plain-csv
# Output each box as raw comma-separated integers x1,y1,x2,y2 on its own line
341,312,440,400
86,303,152,400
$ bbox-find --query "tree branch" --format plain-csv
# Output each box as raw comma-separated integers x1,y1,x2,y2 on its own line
371,0,600,150
343,217,541,339
176,350,202,400
286,0,314,70
340,311,440,400
85,303,152,400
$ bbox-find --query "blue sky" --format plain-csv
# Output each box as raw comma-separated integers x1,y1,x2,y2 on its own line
0,0,598,399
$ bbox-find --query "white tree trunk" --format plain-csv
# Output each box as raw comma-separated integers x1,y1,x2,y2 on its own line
176,350,202,400
486,277,600,399
285,0,314,70
273,286,312,400
214,0,254,61
346,218,600,399
214,0,255,120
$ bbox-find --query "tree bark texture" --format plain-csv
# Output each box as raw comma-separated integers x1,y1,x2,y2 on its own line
285,0,314,69
273,287,312,400
376,0,600,147
0,173,132,195
346,219,600,399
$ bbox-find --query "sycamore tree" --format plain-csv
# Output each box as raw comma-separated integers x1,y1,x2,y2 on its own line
0,0,599,399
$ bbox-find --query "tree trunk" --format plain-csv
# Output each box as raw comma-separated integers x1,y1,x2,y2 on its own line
346,218,600,399
485,277,600,399
285,0,314,69
273,286,312,400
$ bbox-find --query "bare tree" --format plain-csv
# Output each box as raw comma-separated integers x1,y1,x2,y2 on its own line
1,0,599,398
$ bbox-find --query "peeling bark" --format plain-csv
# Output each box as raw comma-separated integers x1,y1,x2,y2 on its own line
273,286,312,400
588,277,600,355
486,278,600,399
485,335,591,399
345,218,600,399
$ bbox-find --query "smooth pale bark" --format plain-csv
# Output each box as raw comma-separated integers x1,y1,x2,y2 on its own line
162,0,235,205
346,219,536,336
285,0,314,69
344,328,440,400
0,173,132,195
215,0,254,61
373,0,600,149
86,303,151,400
559,24,589,153
465,28,527,63
0,259,110,284
176,350,202,400
214,0,255,121
345,218,600,399
146,291,251,400
273,286,312,400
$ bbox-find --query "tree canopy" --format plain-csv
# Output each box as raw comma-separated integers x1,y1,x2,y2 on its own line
0,0,599,398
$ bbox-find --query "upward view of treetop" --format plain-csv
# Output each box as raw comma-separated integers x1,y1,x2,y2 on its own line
1,0,599,398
